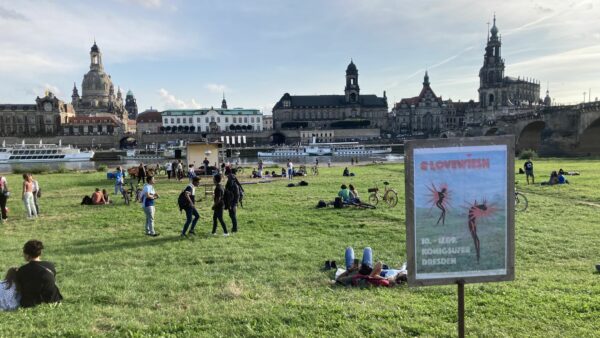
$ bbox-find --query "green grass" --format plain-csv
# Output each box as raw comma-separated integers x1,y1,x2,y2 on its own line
0,159,599,337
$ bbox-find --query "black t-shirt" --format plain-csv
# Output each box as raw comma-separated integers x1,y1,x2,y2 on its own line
16,261,63,308
524,161,533,171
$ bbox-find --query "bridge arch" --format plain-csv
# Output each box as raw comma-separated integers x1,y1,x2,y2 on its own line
516,121,545,153
270,132,286,145
573,116,600,156
119,136,137,149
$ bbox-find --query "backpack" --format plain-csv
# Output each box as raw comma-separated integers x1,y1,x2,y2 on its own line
298,180,309,186
333,197,344,209
178,186,193,211
224,176,243,209
316,200,327,208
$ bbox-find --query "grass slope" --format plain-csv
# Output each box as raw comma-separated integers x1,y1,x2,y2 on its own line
0,160,599,337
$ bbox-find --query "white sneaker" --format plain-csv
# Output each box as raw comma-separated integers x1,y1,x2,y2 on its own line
212,233,217,236
223,233,229,237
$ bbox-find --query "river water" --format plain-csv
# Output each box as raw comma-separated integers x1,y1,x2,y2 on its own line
0,153,405,173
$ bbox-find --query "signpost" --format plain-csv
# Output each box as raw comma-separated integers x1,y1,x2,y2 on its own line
404,136,515,337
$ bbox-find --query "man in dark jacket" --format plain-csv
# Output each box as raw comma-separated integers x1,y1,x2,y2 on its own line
212,174,229,236
16,240,63,308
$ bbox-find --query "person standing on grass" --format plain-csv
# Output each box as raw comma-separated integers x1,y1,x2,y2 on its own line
258,159,263,178
287,159,293,180
16,240,63,308
137,162,146,185
31,174,40,216
212,174,229,236
0,175,9,223
22,174,37,219
203,157,210,175
114,166,125,197
524,158,534,184
166,162,172,180
141,176,160,237
180,176,201,237
177,160,184,181
225,172,243,234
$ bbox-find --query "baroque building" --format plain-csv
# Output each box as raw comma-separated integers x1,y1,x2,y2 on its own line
0,92,75,137
392,72,464,136
478,16,540,108
162,106,263,134
71,42,129,128
125,90,138,120
272,60,388,134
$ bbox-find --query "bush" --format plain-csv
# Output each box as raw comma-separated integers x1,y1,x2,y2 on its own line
97,164,108,172
12,165,51,175
11,165,26,174
519,149,538,160
54,164,69,174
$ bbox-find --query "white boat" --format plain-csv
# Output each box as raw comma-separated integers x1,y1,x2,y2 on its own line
304,144,332,156
331,143,392,156
257,147,308,157
0,140,94,163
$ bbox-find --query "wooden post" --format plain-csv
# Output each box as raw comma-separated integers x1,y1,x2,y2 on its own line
458,281,465,338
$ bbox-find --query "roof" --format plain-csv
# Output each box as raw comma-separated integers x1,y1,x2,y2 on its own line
396,84,441,108
346,60,358,75
162,108,262,116
91,42,99,53
126,89,134,97
273,94,387,109
136,110,162,123
67,115,121,125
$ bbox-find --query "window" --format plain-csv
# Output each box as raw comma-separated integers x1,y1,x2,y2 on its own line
197,117,201,123
257,117,261,123
176,118,180,123
283,100,291,108
217,117,220,123
189,117,193,123
205,117,209,123
211,117,215,122
225,117,229,123
244,117,248,123
233,117,237,123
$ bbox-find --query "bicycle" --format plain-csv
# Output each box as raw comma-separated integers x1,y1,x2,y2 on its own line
515,190,528,212
368,181,398,207
311,165,319,176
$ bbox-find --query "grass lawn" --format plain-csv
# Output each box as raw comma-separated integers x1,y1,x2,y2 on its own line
0,159,599,337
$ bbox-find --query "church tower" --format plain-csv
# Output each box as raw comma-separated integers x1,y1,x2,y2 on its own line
221,93,228,109
478,15,505,108
125,90,138,119
71,82,80,108
345,60,360,103
90,41,103,71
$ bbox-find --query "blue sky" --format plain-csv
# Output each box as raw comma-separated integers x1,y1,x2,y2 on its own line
0,0,599,113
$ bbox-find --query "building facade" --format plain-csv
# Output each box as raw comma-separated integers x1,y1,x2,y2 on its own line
136,109,162,136
262,115,273,130
63,115,122,136
0,92,75,137
71,42,130,128
478,16,540,108
392,72,465,136
161,108,263,133
272,61,389,132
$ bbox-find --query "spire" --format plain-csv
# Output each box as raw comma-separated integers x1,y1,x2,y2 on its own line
221,92,228,109
490,13,499,37
423,71,430,86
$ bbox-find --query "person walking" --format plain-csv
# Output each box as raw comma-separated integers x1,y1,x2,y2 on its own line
166,162,173,180
180,176,201,237
31,175,40,215
225,172,243,233
212,174,229,236
287,159,293,180
0,175,9,223
177,160,184,181
137,163,146,185
22,174,37,219
141,176,159,237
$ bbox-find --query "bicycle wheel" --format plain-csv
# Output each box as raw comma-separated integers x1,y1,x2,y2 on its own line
236,167,244,175
515,192,528,212
384,190,398,207
368,193,379,206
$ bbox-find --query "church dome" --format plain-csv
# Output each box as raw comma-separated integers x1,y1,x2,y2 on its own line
346,60,358,75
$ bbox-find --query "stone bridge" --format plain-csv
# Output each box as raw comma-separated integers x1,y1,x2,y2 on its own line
477,102,600,156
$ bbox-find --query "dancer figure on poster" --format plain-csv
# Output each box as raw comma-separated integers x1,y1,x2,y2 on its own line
427,183,450,225
466,199,498,263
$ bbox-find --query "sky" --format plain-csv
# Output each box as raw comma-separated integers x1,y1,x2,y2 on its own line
0,0,599,114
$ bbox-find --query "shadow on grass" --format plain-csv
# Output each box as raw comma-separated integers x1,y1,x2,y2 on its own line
55,235,181,256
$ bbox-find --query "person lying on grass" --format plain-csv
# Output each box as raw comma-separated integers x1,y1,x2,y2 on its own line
334,247,406,287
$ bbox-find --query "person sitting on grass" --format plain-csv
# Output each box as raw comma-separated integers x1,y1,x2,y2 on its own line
558,172,569,184
349,184,360,203
102,189,111,204
338,184,350,203
16,240,63,308
0,267,20,311
343,167,350,177
91,188,107,205
542,171,559,186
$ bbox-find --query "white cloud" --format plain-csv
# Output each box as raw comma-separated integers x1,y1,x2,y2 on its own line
0,5,27,20
204,83,228,94
158,88,201,109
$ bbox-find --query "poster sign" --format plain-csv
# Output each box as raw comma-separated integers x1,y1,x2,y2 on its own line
405,136,515,286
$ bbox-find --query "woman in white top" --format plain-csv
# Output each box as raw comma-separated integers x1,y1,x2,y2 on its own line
0,267,20,311
31,175,40,215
